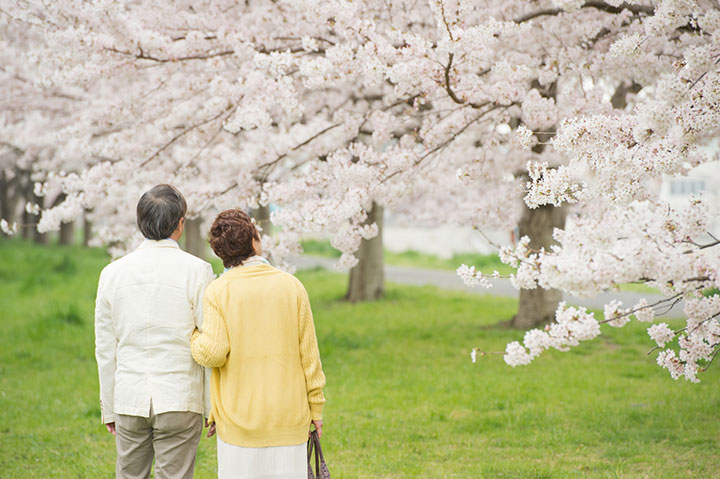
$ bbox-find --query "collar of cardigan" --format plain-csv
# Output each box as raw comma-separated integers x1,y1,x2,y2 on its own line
224,256,270,273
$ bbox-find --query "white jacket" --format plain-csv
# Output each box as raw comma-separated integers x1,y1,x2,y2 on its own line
94,239,215,423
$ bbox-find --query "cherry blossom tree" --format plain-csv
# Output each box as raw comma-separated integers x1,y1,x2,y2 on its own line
4,0,720,380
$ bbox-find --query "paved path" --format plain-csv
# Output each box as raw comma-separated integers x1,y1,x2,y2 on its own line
293,255,682,314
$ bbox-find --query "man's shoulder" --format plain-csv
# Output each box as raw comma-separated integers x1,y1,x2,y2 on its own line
203,275,226,298
171,248,213,271
98,250,133,278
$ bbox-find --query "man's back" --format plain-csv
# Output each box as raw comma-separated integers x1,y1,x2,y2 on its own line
95,239,215,421
95,184,215,479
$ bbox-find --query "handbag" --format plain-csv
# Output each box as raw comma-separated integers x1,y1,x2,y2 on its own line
307,430,331,479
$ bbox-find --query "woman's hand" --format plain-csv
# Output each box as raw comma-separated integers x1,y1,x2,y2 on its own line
310,419,323,438
205,418,216,438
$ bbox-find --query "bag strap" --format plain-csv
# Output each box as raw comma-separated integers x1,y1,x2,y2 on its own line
307,434,315,463
312,431,326,464
310,430,321,474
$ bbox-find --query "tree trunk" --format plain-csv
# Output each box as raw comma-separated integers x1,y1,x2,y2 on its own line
0,170,10,223
509,205,567,329
21,207,32,240
251,204,272,236
184,217,206,260
25,187,46,244
345,203,384,302
33,223,47,244
54,193,74,245
0,171,20,238
83,216,93,246
59,221,74,245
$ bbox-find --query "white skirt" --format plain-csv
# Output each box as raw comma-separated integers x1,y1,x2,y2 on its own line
217,436,306,479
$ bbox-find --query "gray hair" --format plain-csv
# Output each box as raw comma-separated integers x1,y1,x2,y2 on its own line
136,184,187,240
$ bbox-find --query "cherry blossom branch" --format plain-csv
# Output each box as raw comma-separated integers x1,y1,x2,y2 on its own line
646,314,719,356
514,1,655,24
443,53,487,109
382,109,493,182
700,345,720,372
139,106,232,167
0,65,82,101
181,124,226,169
105,43,325,63
688,56,720,90
105,46,235,63
219,123,343,195
256,123,342,180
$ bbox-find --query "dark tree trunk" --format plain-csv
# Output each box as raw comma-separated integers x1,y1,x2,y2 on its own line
251,204,272,236
0,170,10,223
83,216,93,246
21,207,32,240
509,205,567,329
54,193,74,245
0,171,21,237
33,224,47,244
345,202,384,302
59,222,74,245
24,186,46,244
184,217,206,260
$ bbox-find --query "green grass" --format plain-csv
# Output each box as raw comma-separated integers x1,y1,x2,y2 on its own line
301,239,660,294
302,239,515,275
1,239,719,478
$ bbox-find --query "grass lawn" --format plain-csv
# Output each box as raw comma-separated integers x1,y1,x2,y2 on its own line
1,240,718,478
300,239,658,294
301,239,516,275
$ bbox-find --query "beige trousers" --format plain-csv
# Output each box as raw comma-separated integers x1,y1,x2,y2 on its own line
115,407,203,479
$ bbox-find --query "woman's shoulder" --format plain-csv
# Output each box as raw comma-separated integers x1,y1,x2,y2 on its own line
263,267,308,295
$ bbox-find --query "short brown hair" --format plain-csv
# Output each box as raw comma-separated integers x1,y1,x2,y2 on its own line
208,209,260,268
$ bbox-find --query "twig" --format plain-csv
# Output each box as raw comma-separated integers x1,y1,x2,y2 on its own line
443,53,488,109
139,107,230,167
701,345,720,372
219,123,342,195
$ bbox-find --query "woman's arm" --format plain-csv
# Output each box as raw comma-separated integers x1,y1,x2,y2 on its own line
298,284,326,421
191,293,230,368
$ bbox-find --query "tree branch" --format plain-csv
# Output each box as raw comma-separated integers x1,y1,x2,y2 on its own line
443,53,489,109
515,1,655,23
139,107,231,167
106,42,327,63
219,123,343,195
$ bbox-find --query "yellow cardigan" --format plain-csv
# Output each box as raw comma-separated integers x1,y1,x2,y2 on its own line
190,263,326,447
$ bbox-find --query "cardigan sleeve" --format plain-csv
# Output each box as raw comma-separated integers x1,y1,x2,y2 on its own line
297,283,326,421
191,291,230,368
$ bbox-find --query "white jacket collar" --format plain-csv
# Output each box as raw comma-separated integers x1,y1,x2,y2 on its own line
137,238,181,250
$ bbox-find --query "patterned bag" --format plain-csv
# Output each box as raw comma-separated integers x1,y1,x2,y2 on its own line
307,430,330,479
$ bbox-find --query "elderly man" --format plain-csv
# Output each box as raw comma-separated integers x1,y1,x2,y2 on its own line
94,184,215,479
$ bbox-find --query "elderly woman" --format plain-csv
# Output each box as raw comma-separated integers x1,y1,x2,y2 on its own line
190,209,326,479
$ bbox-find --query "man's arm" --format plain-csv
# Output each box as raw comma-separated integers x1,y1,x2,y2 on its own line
94,268,117,427
191,263,216,419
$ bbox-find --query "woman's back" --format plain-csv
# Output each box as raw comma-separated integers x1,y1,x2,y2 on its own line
194,261,326,448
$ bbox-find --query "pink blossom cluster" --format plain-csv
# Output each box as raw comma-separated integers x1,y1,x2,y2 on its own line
504,302,601,367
